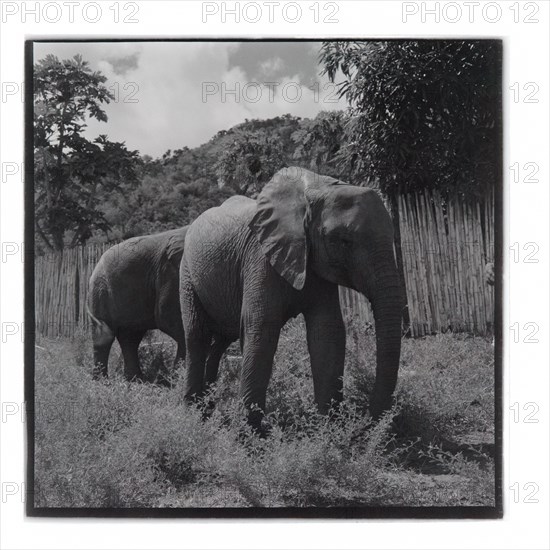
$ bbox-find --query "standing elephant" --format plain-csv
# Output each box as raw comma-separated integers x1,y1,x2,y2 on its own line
180,167,402,429
88,227,188,381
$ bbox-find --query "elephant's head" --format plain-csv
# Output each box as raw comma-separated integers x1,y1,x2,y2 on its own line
250,167,402,418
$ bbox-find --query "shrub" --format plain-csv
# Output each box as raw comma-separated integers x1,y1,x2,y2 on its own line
34,321,495,508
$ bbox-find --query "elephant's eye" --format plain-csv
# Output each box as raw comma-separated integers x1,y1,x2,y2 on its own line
338,233,353,245
341,239,353,251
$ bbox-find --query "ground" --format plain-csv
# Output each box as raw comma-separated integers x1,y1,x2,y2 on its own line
34,317,495,508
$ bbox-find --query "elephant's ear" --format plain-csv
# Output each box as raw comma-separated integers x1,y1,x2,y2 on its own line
249,168,309,290
249,168,340,290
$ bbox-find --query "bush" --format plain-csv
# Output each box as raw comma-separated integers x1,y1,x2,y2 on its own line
34,320,495,508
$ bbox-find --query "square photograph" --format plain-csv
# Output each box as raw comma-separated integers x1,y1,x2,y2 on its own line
27,39,501,516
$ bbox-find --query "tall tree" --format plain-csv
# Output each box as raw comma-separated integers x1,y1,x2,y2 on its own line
320,40,501,332
320,41,500,197
34,54,140,251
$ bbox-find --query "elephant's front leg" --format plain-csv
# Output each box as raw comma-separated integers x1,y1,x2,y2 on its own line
303,286,346,414
240,309,282,431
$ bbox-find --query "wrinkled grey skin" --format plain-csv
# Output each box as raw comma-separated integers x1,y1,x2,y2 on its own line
88,227,188,381
180,167,402,428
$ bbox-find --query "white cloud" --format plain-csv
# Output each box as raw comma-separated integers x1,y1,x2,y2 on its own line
258,56,285,79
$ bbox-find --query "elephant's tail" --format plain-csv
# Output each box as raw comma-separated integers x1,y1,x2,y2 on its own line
86,305,115,342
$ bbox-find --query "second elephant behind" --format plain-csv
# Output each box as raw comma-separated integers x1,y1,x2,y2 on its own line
88,227,188,381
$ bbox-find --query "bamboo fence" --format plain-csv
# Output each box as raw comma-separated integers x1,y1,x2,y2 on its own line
339,189,494,337
35,189,494,338
35,243,111,338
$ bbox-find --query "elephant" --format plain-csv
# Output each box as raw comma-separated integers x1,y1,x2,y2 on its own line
88,227,189,381
180,167,402,430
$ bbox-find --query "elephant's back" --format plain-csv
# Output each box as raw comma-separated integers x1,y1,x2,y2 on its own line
192,195,255,229
148,227,187,258
185,196,256,260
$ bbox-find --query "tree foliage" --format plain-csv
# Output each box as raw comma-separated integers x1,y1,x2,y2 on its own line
214,115,305,195
320,40,501,199
216,131,286,195
34,55,140,251
291,110,347,179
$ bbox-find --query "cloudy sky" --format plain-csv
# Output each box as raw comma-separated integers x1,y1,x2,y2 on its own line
34,41,348,158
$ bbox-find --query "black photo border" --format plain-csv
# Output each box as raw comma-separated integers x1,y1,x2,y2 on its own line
25,37,503,520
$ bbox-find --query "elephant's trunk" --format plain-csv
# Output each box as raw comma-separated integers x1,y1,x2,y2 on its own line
359,249,403,419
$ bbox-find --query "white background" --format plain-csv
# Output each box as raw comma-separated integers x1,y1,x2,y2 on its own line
1,1,548,549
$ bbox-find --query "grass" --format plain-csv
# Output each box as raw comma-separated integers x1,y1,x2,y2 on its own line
34,317,495,508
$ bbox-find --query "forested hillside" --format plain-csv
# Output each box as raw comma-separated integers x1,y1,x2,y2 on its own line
97,112,349,244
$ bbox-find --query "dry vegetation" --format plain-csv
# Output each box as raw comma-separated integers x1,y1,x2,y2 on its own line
34,317,495,508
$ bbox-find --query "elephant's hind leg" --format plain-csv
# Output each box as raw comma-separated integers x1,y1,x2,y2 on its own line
205,334,232,388
199,334,232,419
158,323,186,368
117,329,146,381
91,322,115,379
